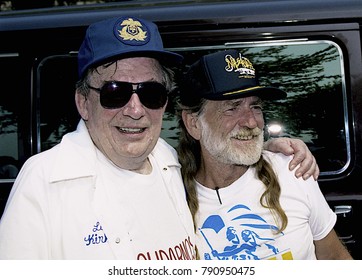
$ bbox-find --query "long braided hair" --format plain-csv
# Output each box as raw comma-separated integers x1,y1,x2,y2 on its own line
176,98,288,235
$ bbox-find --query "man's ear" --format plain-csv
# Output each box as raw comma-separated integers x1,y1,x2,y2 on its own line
182,110,202,140
75,90,89,121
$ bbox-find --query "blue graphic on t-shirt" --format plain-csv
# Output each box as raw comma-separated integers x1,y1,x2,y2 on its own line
199,204,283,260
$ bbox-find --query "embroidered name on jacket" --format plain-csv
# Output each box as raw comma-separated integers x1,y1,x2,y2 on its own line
84,221,108,246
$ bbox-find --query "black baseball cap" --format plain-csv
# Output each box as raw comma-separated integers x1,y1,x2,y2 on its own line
180,50,287,105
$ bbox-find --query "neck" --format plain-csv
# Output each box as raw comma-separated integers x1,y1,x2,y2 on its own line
106,154,153,175
128,158,152,174
195,154,248,189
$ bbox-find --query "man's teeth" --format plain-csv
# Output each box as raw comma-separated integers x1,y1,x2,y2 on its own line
119,127,145,133
234,134,254,140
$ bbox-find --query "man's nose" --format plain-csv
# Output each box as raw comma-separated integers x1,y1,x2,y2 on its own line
122,93,145,118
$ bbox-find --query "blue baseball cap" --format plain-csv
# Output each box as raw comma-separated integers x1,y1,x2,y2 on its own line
78,16,184,78
180,50,287,106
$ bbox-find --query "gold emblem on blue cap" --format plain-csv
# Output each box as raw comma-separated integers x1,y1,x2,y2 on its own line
224,53,255,78
118,18,147,41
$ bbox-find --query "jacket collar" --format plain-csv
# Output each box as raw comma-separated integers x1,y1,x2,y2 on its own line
49,120,180,183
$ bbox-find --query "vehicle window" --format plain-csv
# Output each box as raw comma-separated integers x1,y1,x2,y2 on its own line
37,40,348,176
37,55,79,152
173,40,348,176
244,42,347,176
0,54,29,179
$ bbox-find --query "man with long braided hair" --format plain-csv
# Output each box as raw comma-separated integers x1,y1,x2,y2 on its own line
177,50,352,260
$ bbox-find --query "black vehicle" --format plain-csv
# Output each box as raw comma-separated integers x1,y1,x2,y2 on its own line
0,0,362,259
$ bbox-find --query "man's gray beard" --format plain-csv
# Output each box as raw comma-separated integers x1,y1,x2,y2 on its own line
199,117,264,166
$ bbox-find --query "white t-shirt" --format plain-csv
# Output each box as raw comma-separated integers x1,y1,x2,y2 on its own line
195,151,336,260
94,149,194,260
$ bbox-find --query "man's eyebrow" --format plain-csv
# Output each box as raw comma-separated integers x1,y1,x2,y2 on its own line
253,98,263,105
223,97,262,106
224,100,242,106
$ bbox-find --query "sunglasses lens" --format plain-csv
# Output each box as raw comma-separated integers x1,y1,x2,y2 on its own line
99,82,132,109
99,82,168,109
137,82,168,109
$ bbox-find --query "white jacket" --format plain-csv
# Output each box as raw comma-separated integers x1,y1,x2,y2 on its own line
0,120,195,259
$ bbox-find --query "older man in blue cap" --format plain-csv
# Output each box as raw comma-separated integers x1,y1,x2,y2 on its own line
0,16,317,260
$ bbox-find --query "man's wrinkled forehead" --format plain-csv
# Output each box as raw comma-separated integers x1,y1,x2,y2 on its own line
209,96,263,108
90,57,163,79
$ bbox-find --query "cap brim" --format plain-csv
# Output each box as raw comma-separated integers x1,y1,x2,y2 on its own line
117,50,184,65
216,86,287,100
95,50,183,67
79,50,183,78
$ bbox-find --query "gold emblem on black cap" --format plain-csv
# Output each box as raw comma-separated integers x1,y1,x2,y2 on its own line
118,18,147,41
223,53,262,97
224,53,255,78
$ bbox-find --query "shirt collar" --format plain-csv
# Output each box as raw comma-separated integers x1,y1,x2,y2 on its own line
49,120,180,183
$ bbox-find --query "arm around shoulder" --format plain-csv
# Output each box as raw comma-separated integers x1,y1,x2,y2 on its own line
264,137,319,181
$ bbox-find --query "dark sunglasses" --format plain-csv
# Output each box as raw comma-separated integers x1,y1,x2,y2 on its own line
87,81,168,109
